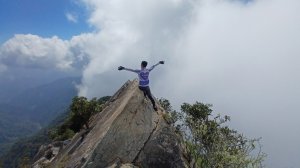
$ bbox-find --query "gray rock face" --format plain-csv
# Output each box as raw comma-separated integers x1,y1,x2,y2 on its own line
135,121,187,168
32,142,65,168
42,79,188,168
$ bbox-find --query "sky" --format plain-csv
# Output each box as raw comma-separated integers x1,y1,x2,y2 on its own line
0,0,91,43
0,0,300,167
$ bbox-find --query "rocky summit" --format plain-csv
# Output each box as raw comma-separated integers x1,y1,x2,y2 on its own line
33,79,188,168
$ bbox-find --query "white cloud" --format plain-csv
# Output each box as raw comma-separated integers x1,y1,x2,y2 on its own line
76,0,300,167
0,33,96,71
76,0,194,96
66,12,78,23
0,34,74,70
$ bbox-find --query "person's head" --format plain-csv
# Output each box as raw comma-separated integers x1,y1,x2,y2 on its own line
141,61,148,68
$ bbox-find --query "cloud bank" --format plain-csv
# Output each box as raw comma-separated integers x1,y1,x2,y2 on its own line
0,34,73,70
0,33,96,71
79,0,300,167
0,0,299,167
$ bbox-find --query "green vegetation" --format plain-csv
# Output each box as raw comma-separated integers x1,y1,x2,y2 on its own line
1,93,266,168
0,110,41,156
49,96,110,141
159,98,180,127
0,127,52,168
159,98,266,168
0,96,110,168
0,110,68,168
0,77,79,157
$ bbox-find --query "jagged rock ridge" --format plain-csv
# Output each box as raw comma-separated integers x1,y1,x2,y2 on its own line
34,79,188,168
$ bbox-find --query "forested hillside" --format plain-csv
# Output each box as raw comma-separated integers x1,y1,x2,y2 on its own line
0,77,79,157
0,96,110,168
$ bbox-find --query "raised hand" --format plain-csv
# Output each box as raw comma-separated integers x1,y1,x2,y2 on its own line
118,66,125,70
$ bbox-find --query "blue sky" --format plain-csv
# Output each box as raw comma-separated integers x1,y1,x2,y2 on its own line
0,0,254,44
0,0,91,43
0,0,253,44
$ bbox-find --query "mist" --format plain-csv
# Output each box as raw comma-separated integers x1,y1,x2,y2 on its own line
1,0,300,167
80,0,300,167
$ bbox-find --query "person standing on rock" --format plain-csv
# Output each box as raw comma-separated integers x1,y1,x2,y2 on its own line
118,61,164,111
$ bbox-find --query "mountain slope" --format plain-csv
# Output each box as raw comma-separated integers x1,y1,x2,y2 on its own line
0,77,79,157
8,77,80,124
34,79,188,168
0,109,41,155
0,110,70,168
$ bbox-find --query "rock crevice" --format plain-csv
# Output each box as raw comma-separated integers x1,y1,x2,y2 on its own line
133,117,160,164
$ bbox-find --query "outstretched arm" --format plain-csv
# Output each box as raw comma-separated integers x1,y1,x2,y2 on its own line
124,67,139,73
149,61,164,71
118,66,139,73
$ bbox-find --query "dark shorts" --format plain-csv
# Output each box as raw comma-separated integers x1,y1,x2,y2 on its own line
139,86,151,94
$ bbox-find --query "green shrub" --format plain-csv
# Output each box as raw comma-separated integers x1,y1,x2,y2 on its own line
49,96,110,141
181,102,266,168
159,98,266,168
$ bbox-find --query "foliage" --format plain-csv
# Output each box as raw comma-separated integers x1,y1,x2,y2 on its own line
19,157,31,168
159,98,180,127
49,96,110,141
0,129,51,168
0,109,41,157
0,110,70,168
0,77,79,157
180,102,266,168
0,96,110,168
159,98,173,112
159,98,266,168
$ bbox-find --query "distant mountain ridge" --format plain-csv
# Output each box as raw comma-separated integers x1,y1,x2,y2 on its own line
8,77,80,124
0,77,80,156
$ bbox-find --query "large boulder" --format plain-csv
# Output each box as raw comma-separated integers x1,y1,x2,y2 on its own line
42,79,188,168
